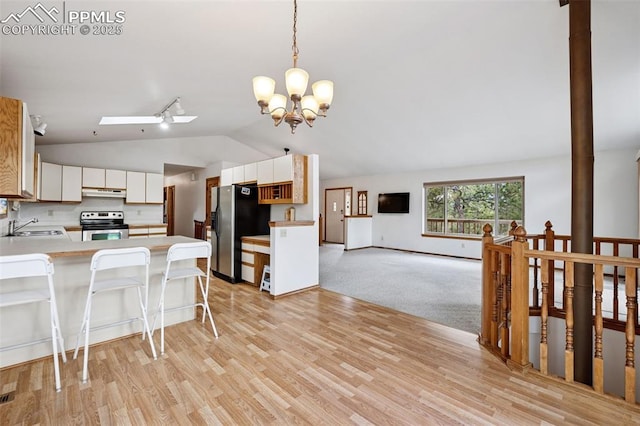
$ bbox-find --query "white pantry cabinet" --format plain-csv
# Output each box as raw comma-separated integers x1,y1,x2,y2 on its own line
145,173,164,204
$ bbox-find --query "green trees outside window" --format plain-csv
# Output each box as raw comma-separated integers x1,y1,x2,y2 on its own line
424,178,524,237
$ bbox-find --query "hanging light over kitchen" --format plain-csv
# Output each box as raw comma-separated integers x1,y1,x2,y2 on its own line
252,0,334,134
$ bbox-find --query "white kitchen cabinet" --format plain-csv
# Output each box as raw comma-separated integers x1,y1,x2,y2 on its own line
82,167,105,188
128,226,149,239
65,230,82,242
145,173,164,204
220,168,233,186
148,225,167,237
105,169,126,189
40,162,62,201
273,155,294,183
62,165,82,202
232,165,245,184
257,154,307,204
126,171,146,203
244,162,257,183
256,159,274,185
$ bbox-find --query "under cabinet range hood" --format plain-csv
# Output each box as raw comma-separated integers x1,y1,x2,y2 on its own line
81,188,127,198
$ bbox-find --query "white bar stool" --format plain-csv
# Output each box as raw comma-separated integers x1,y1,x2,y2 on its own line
152,241,218,354
0,253,67,392
259,265,271,292
73,247,157,383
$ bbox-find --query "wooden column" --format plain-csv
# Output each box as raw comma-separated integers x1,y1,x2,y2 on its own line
568,0,594,385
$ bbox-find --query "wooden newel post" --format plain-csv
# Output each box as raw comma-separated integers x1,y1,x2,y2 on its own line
510,226,531,368
480,223,494,345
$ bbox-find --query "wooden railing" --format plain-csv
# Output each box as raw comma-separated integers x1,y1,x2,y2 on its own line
480,222,639,404
426,218,520,236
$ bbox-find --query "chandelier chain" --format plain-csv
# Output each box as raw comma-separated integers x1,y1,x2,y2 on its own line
292,0,299,67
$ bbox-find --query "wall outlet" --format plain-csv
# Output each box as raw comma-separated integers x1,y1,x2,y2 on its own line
48,210,54,216
461,242,465,248
380,235,384,241
280,229,287,237
137,210,142,216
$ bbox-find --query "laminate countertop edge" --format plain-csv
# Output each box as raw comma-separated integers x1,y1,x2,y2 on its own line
0,235,201,258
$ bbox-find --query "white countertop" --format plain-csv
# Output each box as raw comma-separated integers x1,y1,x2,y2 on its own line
0,224,200,258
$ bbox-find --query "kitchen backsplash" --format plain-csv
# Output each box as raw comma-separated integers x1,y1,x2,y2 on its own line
6,198,162,227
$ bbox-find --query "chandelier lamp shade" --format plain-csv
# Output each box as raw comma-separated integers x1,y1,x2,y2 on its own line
252,0,334,134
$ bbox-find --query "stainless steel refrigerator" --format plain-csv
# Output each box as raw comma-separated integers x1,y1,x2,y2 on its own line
211,184,271,283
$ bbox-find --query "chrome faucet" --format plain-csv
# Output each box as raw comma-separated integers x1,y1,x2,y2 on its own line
8,217,38,235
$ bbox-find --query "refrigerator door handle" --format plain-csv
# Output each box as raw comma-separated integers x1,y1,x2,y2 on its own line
214,205,220,237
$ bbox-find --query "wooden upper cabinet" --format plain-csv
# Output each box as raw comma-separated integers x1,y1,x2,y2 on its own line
0,96,35,198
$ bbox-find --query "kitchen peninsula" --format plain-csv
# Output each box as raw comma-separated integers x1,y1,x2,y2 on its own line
0,229,202,368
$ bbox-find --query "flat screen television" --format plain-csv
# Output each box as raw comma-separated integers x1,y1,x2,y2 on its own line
377,192,410,213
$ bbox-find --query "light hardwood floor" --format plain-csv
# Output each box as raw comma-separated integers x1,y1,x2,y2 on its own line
1,276,639,425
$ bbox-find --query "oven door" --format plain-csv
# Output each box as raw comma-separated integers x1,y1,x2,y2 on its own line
82,228,130,241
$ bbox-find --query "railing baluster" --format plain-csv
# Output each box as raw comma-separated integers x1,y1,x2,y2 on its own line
491,251,499,348
540,259,549,375
614,243,620,321
532,238,540,309
593,263,604,394
501,252,510,358
624,267,637,403
565,261,575,383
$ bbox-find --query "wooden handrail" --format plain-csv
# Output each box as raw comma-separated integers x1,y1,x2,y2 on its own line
481,221,639,404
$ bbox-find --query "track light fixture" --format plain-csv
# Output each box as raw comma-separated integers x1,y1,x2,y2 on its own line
99,96,196,126
30,115,47,136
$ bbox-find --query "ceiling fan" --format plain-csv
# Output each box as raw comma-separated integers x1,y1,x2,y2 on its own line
99,97,197,127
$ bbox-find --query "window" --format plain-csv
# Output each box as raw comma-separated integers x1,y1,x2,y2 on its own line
357,191,368,215
423,177,524,237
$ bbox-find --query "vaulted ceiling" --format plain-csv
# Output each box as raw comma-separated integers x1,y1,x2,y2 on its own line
1,1,638,179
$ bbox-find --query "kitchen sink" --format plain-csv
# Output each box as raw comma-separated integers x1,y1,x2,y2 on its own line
12,230,64,237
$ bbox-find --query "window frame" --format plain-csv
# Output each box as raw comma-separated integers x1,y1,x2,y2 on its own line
422,176,524,239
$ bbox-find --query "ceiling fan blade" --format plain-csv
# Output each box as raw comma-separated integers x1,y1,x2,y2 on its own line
99,115,198,125
99,116,160,125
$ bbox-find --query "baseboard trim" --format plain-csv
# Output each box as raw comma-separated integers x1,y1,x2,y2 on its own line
371,245,481,262
272,284,320,299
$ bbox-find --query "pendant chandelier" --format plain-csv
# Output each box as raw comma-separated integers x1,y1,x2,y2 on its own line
252,0,334,134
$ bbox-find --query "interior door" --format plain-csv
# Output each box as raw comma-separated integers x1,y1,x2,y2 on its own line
164,185,175,236
325,188,345,243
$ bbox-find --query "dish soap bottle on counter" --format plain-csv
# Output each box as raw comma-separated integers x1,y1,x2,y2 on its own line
285,206,296,221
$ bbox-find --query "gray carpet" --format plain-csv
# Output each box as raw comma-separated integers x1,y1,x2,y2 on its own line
319,245,482,335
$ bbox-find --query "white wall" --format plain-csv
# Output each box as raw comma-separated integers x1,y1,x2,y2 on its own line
165,171,204,237
320,147,638,259
3,136,270,233
35,135,269,173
